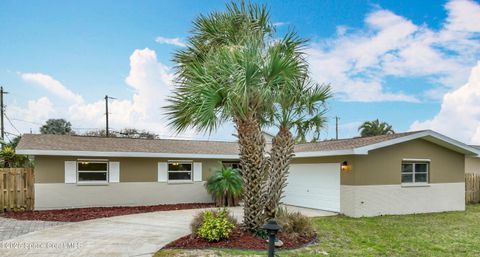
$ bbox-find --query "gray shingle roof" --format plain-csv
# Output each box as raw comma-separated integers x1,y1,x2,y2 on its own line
294,131,422,152
17,134,240,155
17,131,425,156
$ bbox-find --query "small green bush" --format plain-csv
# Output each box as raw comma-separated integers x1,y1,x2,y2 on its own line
196,208,236,242
191,209,237,238
277,207,316,239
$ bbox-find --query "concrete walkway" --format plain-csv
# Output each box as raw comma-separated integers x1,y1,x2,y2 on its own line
0,217,66,241
0,206,335,257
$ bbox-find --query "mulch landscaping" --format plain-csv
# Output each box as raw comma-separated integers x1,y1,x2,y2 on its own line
163,226,316,250
1,203,215,222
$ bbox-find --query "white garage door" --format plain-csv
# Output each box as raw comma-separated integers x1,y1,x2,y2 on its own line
283,163,340,212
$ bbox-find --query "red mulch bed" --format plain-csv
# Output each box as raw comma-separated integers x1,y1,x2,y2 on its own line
163,226,316,250
0,203,214,222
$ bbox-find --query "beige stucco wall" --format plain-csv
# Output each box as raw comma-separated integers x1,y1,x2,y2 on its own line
352,139,465,185
340,183,465,217
34,156,227,183
465,156,480,174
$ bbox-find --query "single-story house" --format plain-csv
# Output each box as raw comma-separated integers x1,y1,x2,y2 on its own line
16,130,479,217
465,145,480,174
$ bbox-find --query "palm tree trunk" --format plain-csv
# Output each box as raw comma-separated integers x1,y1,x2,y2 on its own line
236,115,268,231
264,126,294,219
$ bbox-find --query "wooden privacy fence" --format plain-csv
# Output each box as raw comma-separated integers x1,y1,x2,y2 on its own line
466,173,480,204
0,168,34,212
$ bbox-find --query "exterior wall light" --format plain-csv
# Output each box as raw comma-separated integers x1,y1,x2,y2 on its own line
341,161,352,172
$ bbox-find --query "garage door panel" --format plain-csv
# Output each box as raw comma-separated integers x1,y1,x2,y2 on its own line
283,163,340,212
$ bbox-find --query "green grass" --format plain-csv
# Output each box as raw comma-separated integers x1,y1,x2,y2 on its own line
155,205,480,257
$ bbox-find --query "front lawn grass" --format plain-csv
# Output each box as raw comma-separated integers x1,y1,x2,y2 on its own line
155,204,480,257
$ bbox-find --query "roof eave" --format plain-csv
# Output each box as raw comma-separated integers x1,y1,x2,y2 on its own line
353,130,480,156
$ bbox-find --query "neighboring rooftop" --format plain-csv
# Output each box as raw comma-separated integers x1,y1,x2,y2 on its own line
16,130,478,158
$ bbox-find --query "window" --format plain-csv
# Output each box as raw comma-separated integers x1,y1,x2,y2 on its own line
77,161,108,183
401,161,429,184
168,161,192,182
222,161,241,171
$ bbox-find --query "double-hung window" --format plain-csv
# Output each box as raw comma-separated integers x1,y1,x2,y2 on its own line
168,161,193,182
77,160,108,183
401,161,429,184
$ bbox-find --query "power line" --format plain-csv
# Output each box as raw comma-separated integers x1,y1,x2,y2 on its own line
4,132,11,142
5,131,19,137
10,118,42,126
4,113,21,135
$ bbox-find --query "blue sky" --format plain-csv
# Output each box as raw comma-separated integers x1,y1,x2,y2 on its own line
1,0,479,143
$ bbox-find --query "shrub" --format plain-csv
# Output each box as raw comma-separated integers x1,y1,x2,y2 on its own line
195,208,236,242
277,207,316,239
191,209,237,237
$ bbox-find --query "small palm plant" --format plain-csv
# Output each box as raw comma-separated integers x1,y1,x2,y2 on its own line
206,167,243,207
0,146,30,168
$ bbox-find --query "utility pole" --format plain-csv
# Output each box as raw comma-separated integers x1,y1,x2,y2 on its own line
335,116,339,140
104,95,116,137
1,86,8,144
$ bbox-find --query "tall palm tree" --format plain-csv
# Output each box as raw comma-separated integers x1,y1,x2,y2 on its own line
264,81,331,218
206,167,243,207
166,2,304,231
358,119,395,137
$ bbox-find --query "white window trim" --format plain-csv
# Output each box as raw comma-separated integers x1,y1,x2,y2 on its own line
402,158,431,162
77,160,109,185
401,161,429,185
401,183,430,188
167,161,193,183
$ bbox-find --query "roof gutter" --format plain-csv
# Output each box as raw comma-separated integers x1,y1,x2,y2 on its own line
18,148,363,159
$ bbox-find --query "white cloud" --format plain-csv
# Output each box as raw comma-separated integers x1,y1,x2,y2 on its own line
154,36,186,47
273,22,287,27
13,48,205,139
21,73,84,104
69,48,179,136
7,97,54,134
444,0,480,32
410,62,480,144
307,0,480,102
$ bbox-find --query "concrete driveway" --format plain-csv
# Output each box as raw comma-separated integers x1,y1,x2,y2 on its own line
0,206,334,257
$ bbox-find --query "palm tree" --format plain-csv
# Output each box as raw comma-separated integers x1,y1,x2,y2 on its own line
166,1,327,230
166,2,277,231
206,167,243,207
358,119,395,137
264,81,331,218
